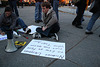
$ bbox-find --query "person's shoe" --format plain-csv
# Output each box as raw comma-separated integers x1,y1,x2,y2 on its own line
32,32,41,39
85,30,93,34
35,20,40,23
39,20,43,22
23,28,31,34
54,33,59,41
75,25,83,29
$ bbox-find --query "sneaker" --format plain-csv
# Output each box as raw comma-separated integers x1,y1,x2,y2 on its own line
32,32,41,39
54,33,59,41
75,25,83,29
85,30,93,34
24,28,31,34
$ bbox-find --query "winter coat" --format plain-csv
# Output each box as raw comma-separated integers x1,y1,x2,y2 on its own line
43,8,59,28
89,0,100,13
0,12,17,30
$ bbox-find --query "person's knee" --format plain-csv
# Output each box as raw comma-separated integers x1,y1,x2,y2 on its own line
7,31,13,39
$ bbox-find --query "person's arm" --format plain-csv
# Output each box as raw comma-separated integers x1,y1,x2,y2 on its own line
46,11,58,28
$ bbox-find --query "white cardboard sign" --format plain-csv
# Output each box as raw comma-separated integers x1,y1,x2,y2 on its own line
0,35,7,41
21,39,65,60
18,25,39,34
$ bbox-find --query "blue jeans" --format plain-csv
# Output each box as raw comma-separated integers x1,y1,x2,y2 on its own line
86,11,100,31
0,18,27,39
16,18,27,29
8,1,19,17
35,2,42,21
53,0,59,20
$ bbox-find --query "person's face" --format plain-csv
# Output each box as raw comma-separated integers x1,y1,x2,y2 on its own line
5,11,11,17
42,6,49,14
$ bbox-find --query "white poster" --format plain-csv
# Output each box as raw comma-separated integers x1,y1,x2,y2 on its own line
0,35,7,41
21,39,65,60
18,25,39,34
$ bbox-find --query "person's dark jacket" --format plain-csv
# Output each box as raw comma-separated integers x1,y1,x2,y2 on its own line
89,0,100,13
0,12,17,30
35,0,44,2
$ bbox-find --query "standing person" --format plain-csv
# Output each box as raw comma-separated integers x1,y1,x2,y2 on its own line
33,2,60,41
35,0,44,23
20,0,24,8
17,0,20,8
85,0,100,34
0,0,1,5
8,0,19,17
72,0,89,29
75,0,91,24
48,0,59,20
0,7,31,52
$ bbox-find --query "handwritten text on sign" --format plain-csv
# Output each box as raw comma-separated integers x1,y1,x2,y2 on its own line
0,35,7,41
21,39,65,60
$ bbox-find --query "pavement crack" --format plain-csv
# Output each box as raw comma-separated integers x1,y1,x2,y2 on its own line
66,58,84,67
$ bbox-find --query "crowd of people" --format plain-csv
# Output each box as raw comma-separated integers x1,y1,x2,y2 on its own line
0,0,100,53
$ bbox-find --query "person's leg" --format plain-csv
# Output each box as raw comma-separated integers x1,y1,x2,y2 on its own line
76,7,84,23
1,26,18,52
16,18,27,29
35,2,40,22
0,26,13,39
53,0,59,20
76,6,86,25
8,1,14,12
86,11,100,31
17,1,19,8
16,18,31,34
72,6,85,29
36,26,52,37
12,1,19,17
38,2,42,21
21,2,23,8
48,23,60,37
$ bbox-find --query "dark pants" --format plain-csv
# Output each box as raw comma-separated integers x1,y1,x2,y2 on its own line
72,6,86,26
1,26,13,39
36,23,60,37
8,1,19,17
0,18,27,39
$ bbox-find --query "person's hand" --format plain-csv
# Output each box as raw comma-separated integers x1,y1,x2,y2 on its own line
1,32,5,35
42,26,47,31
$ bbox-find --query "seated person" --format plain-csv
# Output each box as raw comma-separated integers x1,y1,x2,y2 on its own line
0,7,31,52
33,2,60,41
